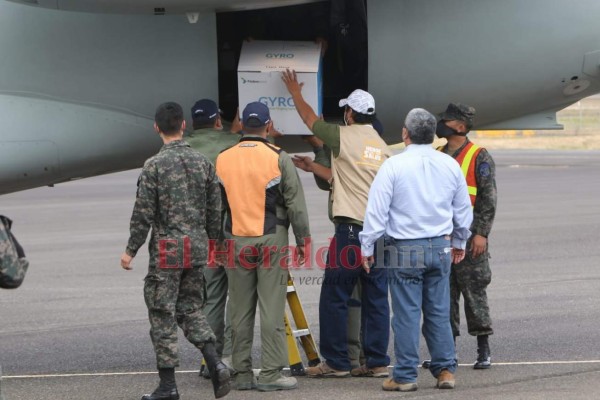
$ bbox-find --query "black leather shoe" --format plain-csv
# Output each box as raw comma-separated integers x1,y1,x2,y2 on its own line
141,386,179,400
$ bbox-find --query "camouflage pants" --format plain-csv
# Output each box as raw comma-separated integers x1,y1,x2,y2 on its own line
450,250,493,337
144,267,216,368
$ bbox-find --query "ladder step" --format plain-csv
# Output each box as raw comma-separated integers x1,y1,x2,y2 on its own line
292,329,310,338
285,272,321,369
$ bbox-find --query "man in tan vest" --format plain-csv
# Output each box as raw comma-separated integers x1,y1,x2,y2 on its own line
282,69,392,378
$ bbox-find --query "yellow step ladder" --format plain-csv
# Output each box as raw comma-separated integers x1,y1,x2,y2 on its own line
284,272,321,376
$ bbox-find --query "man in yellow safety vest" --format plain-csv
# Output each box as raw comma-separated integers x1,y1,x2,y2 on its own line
434,103,497,369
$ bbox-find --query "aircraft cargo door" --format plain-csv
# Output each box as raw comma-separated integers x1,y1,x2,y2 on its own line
215,1,369,121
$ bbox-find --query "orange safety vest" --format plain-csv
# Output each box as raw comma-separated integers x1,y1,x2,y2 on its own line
216,137,282,237
437,142,482,206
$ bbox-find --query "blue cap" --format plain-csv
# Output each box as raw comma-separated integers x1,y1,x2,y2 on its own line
242,102,271,128
191,99,220,124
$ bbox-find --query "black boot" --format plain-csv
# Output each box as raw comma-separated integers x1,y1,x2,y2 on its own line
203,342,231,398
474,335,491,369
141,368,179,400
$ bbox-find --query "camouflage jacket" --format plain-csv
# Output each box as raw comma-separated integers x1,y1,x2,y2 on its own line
125,140,222,267
444,138,497,238
0,215,29,289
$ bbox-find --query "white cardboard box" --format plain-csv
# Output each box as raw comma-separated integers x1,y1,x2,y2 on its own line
238,40,322,135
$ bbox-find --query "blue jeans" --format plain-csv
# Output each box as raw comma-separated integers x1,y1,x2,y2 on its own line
318,223,390,371
387,236,457,382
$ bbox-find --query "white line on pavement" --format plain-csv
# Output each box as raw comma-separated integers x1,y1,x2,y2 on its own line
5,360,600,380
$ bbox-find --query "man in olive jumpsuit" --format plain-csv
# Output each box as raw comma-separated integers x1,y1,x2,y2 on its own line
216,102,310,392
186,98,240,377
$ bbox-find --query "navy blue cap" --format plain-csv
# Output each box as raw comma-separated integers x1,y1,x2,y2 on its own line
191,99,220,124
242,102,271,128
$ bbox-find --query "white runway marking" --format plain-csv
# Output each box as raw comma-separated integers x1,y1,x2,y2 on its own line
5,360,600,380
475,360,600,366
4,370,199,379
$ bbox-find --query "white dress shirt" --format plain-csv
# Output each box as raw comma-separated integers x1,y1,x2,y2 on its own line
359,144,473,257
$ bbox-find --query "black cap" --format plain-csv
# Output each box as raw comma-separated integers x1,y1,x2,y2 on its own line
191,99,220,125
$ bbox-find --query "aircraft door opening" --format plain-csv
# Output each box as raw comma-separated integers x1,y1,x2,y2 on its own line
215,0,369,124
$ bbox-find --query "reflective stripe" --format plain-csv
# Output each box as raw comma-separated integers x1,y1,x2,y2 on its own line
462,144,480,206
436,142,482,207
461,144,480,178
266,176,281,189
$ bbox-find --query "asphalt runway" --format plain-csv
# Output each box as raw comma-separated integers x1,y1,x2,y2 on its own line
1,149,599,399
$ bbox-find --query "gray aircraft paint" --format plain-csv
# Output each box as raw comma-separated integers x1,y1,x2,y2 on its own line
1,0,599,195
369,0,600,135
0,0,217,194
5,0,320,14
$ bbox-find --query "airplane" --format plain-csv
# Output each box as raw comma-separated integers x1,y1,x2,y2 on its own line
1,0,599,196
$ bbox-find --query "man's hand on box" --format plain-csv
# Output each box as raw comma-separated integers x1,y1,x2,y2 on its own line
315,37,328,57
269,125,283,139
281,69,304,97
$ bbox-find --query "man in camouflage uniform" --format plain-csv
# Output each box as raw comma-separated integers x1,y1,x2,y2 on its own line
435,103,497,369
186,98,240,378
120,102,230,400
0,215,30,400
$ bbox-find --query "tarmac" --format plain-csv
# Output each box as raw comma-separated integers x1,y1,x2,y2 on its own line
1,149,599,400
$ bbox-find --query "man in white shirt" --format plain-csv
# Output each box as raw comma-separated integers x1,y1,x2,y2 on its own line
359,108,472,392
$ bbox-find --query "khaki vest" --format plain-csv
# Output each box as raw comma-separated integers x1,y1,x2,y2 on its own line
331,124,392,222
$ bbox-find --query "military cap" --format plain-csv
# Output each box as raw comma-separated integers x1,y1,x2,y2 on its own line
441,103,476,128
